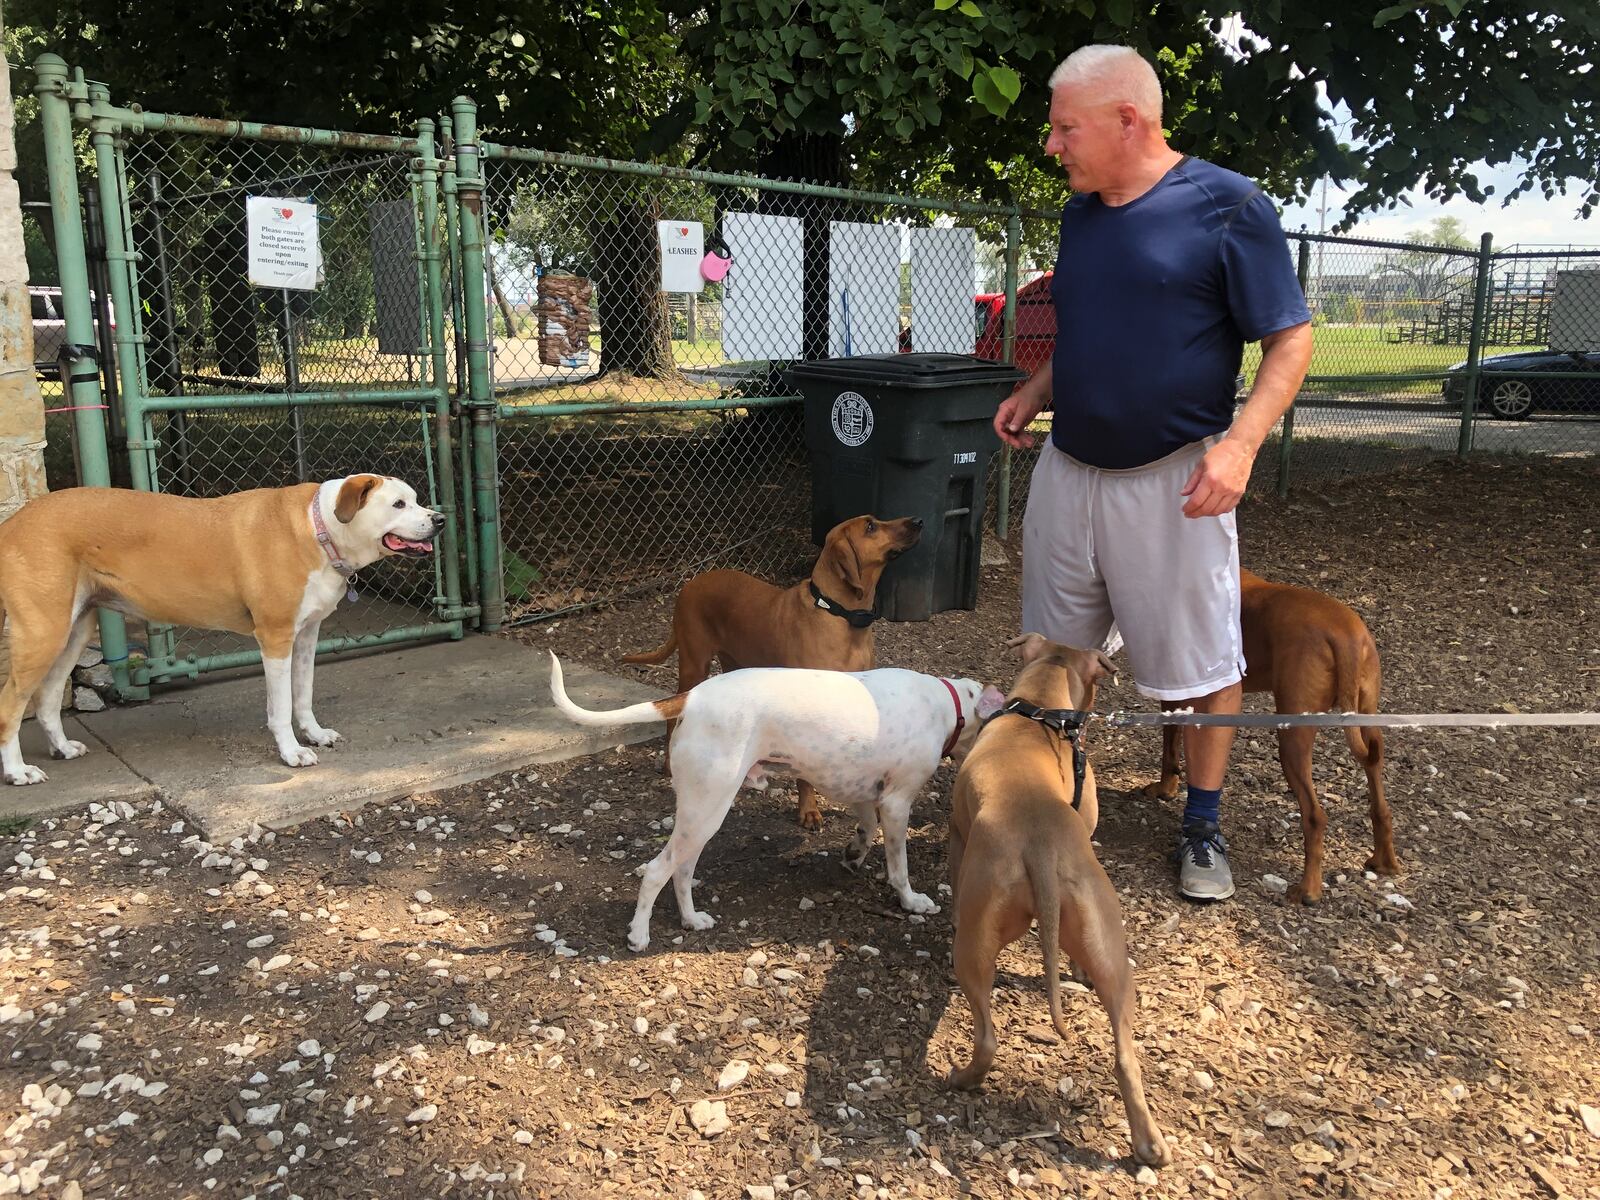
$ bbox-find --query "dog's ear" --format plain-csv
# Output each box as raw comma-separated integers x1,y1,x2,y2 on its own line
823,524,865,597
976,684,1007,719
1005,632,1051,663
334,474,383,524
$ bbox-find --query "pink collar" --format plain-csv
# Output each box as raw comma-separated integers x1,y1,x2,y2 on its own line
309,495,358,587
939,678,965,759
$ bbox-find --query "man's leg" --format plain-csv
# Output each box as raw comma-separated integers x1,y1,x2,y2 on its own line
1020,444,1115,651
1173,680,1241,901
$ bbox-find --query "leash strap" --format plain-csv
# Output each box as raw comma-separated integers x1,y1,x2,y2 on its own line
308,496,360,602
938,678,965,759
1103,710,1600,729
808,580,878,629
995,698,1089,810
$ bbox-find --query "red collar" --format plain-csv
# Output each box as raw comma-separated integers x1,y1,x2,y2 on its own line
939,678,965,759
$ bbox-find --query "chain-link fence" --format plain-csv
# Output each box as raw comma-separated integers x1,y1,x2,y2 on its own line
478,146,1027,620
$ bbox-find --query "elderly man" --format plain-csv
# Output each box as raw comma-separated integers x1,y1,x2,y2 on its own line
995,45,1313,901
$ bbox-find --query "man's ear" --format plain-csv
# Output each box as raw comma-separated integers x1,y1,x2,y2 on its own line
334,474,383,524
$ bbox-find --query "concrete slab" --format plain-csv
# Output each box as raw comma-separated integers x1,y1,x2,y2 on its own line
1,718,159,826
6,637,664,840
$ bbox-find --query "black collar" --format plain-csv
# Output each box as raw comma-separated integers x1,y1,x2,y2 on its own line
809,580,878,629
994,697,1090,810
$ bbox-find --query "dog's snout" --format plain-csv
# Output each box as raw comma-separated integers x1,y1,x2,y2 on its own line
908,518,925,531
430,512,446,530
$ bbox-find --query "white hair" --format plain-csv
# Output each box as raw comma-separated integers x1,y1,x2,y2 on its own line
1048,45,1163,122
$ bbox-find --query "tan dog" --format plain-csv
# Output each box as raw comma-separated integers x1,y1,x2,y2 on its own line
0,477,443,783
1145,568,1400,904
621,514,922,829
947,634,1170,1169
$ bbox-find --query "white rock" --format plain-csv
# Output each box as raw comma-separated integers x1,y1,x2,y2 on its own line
784,1091,801,1108
246,934,274,949
260,954,292,972
1265,1110,1292,1128
467,1035,496,1056
416,910,450,926
1261,874,1289,895
1385,893,1414,910
746,950,769,968
415,890,432,903
1193,1070,1215,1091
514,1130,535,1144
633,1018,649,1035
203,1148,223,1166
468,1003,490,1028
245,1104,281,1126
689,1099,731,1137
76,1033,103,1053
746,1187,777,1200
406,1104,437,1124
298,1040,321,1058
718,1060,751,1090
364,1002,391,1023
763,1063,790,1077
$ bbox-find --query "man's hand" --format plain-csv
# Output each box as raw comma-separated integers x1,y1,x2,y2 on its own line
1180,436,1255,518
994,392,1046,449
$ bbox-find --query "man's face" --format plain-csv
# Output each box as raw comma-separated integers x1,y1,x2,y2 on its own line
1044,83,1130,194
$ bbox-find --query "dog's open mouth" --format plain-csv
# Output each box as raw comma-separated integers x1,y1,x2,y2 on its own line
382,533,435,557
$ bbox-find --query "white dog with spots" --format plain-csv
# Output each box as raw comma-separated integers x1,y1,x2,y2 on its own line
549,653,1005,952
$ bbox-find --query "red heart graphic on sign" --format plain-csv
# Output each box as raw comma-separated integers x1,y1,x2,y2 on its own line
280,208,294,218
680,227,688,235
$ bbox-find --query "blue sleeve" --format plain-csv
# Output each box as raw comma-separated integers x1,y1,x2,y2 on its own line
1220,194,1312,342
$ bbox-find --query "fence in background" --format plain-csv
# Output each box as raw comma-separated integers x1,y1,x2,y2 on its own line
36,55,1600,673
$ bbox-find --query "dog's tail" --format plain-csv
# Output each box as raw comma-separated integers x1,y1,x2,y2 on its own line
548,652,686,726
1025,846,1075,1044
618,632,677,667
1332,627,1382,761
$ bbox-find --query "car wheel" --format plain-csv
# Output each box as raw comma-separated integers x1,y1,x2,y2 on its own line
1485,377,1535,420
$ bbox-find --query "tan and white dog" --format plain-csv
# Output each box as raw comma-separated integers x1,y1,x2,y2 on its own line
549,653,1005,952
0,476,443,783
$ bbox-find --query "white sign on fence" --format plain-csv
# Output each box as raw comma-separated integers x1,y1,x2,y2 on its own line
658,220,705,294
247,196,321,291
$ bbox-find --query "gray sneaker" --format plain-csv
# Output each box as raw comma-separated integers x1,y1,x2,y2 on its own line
1177,821,1235,902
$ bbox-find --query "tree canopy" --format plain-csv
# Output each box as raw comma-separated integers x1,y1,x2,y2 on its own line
8,1,1598,221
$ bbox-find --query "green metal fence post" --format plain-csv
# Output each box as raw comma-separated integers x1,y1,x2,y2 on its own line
440,114,480,616
35,55,137,699
995,207,1021,541
451,96,505,630
1278,238,1310,498
1456,231,1495,457
414,120,465,631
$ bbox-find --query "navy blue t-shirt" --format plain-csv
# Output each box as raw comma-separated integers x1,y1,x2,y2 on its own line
1048,156,1310,469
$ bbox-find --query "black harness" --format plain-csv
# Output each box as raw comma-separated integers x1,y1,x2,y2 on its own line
808,580,878,629
995,698,1090,810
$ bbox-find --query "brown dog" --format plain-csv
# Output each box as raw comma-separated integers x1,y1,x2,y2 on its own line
1145,568,1400,904
620,515,922,829
947,635,1170,1169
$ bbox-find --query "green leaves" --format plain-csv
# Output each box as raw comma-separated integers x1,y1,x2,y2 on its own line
971,63,1020,116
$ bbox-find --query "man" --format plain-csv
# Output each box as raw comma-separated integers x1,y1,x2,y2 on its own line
995,45,1313,901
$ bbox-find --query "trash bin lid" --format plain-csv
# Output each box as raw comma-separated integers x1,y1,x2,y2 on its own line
788,353,1025,389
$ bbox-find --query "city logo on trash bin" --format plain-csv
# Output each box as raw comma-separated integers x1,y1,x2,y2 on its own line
831,391,874,447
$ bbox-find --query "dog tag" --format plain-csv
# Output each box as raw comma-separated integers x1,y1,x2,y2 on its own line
345,578,359,603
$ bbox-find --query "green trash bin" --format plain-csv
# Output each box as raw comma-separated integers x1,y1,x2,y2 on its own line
788,352,1025,621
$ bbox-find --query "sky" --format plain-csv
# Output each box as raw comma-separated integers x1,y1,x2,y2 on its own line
1274,159,1598,251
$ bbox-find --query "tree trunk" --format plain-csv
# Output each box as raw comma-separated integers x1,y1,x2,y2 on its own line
594,193,677,379
491,269,521,338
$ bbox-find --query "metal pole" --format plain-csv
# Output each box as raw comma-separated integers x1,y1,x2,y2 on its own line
415,119,464,627
35,55,135,698
145,165,195,495
1457,232,1495,457
995,207,1021,541
1279,238,1310,498
452,95,505,630
281,289,308,480
79,183,123,451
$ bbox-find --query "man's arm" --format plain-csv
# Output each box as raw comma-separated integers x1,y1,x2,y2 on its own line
993,359,1053,449
1180,321,1313,518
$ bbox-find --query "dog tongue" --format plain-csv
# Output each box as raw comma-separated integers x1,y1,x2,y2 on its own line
385,534,433,553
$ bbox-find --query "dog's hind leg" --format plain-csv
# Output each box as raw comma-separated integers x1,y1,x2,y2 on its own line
0,599,76,785
628,759,740,952
1277,725,1327,905
34,610,96,761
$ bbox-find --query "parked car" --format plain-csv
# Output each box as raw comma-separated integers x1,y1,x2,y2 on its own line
1442,349,1600,419
30,286,116,379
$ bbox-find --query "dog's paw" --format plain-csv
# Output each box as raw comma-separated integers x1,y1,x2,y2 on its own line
681,911,716,933
627,930,650,953
279,745,320,769
1133,1130,1173,1169
4,765,48,786
797,805,823,832
301,726,342,748
944,1064,986,1091
49,740,89,761
899,891,940,915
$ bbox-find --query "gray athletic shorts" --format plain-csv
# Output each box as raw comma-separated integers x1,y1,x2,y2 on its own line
1020,437,1245,701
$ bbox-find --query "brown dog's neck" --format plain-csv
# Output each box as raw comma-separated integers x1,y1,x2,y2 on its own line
1008,659,1094,715
810,566,875,609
